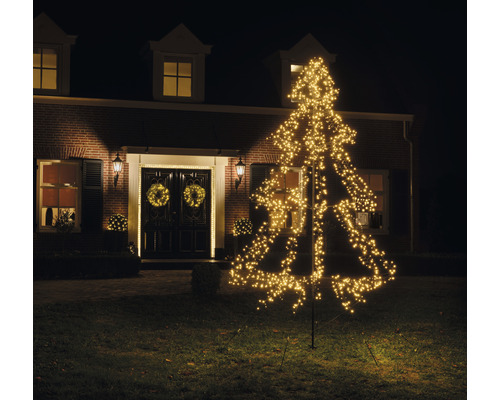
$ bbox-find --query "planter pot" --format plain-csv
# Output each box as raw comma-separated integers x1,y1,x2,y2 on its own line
104,231,127,252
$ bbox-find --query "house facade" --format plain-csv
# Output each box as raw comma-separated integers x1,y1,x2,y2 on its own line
33,14,420,262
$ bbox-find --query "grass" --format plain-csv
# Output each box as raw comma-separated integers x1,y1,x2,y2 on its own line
34,275,466,399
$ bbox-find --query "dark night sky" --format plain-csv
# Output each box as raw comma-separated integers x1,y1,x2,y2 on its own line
32,0,467,251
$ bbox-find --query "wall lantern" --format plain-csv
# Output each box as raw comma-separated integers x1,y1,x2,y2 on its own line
235,156,246,190
113,153,123,187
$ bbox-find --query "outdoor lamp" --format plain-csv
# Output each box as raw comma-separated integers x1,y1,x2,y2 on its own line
113,153,123,187
235,156,246,190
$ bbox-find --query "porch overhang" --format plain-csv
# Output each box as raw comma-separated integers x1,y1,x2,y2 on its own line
123,146,240,157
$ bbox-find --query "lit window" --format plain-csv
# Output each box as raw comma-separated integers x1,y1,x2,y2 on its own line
290,64,304,103
356,171,388,231
33,48,58,90
38,160,80,231
269,167,304,233
163,58,192,97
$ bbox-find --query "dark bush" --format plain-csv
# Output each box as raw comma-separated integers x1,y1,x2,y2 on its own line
34,253,141,280
191,263,222,297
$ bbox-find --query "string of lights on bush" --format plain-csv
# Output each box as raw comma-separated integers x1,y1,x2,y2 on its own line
107,213,128,231
229,57,396,313
234,218,253,236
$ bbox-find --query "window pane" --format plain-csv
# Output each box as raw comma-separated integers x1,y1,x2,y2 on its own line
356,212,369,227
59,188,76,207
33,50,41,68
163,76,177,96
370,174,383,191
59,164,77,185
374,195,383,212
41,207,55,226
271,214,287,229
163,62,177,76
42,69,57,89
42,188,58,207
33,69,41,89
272,193,286,203
291,64,304,83
177,77,191,97
178,62,191,77
360,174,369,186
42,164,59,184
42,49,57,68
274,172,285,189
285,171,299,188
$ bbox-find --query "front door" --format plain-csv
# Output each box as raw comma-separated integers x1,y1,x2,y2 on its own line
141,168,211,259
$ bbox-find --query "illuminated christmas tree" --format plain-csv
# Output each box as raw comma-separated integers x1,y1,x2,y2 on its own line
229,57,396,314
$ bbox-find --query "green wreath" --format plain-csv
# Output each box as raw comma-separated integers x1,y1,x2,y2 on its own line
183,184,206,208
146,183,170,207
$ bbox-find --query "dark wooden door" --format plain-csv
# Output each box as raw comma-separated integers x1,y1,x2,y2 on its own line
141,168,211,259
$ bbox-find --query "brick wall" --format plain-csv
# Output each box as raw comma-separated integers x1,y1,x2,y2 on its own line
34,103,128,231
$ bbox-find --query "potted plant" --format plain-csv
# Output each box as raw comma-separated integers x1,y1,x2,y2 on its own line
105,214,128,252
233,217,253,257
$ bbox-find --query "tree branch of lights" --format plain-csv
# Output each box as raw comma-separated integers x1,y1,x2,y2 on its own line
229,57,396,315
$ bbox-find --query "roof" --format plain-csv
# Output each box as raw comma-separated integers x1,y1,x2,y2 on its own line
33,12,412,114
34,12,77,45
148,23,212,54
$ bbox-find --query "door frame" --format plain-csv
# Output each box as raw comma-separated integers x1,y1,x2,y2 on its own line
137,163,216,259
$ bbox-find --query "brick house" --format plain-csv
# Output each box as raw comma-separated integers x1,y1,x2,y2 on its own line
33,13,419,264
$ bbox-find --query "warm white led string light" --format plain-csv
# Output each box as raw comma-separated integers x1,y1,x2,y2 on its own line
229,57,396,313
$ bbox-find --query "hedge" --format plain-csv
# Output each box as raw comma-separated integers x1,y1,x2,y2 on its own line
34,253,141,280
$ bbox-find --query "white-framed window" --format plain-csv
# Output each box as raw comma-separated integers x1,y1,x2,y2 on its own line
37,160,81,232
269,167,305,233
355,170,389,233
163,57,193,98
33,47,58,91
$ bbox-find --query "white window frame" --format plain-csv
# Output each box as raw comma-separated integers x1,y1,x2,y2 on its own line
36,159,82,233
33,45,61,94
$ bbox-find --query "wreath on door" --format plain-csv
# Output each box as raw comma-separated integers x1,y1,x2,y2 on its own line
146,183,170,207
183,184,206,208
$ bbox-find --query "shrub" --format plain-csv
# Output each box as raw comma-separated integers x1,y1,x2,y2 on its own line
34,253,141,280
191,263,222,298
107,214,128,231
233,217,253,236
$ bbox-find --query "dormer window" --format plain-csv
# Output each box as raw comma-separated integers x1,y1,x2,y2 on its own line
270,33,336,107
33,13,76,96
163,57,193,98
33,47,58,90
290,64,304,103
147,24,211,103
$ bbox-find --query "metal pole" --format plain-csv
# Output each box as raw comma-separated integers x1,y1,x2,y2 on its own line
311,161,316,349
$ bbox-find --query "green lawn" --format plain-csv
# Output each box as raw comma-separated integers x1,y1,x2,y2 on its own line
34,276,466,399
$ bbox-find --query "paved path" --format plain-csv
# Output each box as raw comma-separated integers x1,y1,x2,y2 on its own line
33,270,254,305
